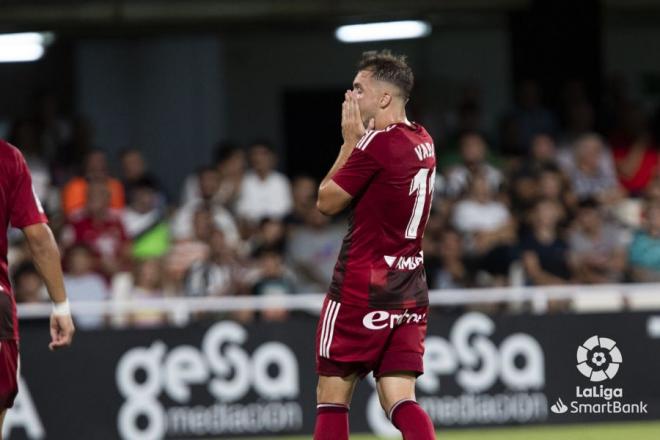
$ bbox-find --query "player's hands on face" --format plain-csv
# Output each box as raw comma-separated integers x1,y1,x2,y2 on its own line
341,90,375,147
49,313,75,351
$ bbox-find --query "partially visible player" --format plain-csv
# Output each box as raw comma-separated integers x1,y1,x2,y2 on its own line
314,51,436,439
0,140,75,437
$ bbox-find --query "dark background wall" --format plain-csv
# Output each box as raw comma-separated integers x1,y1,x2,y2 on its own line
1,1,660,195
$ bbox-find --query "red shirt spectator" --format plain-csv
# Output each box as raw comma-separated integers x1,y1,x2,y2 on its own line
61,181,130,278
612,141,659,195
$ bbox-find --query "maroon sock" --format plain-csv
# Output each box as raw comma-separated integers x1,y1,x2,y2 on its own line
390,399,436,440
313,403,349,440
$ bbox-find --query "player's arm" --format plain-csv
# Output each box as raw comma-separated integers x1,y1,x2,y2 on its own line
318,163,353,216
23,223,75,350
317,91,374,216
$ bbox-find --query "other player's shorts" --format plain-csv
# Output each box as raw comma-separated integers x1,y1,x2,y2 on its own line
0,339,19,409
315,297,428,379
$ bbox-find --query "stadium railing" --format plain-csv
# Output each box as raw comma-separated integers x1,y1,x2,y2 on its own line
16,283,660,324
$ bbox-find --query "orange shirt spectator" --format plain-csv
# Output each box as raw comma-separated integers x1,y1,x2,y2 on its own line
62,177,125,216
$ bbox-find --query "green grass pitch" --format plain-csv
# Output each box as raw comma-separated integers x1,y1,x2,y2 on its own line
239,421,660,440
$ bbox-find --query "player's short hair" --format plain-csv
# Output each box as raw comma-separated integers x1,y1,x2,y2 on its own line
357,50,414,100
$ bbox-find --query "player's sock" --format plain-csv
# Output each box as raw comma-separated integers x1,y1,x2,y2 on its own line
390,399,436,439
313,403,349,440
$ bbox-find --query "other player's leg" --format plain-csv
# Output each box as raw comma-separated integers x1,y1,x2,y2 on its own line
377,372,435,439
0,339,19,440
314,373,358,440
0,409,5,440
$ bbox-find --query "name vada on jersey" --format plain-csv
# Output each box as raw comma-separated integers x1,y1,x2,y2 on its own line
414,142,435,161
362,310,427,330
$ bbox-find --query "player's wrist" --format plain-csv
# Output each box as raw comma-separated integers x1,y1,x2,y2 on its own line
52,299,71,316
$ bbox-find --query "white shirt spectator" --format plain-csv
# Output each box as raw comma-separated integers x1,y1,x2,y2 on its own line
452,200,510,233
236,171,293,222
64,273,108,329
444,164,503,198
171,200,239,246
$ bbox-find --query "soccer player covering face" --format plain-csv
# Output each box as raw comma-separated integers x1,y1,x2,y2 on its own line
0,141,75,436
314,51,436,439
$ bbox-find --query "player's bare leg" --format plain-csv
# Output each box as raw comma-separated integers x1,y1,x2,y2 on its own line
0,409,6,440
313,373,359,440
377,372,436,439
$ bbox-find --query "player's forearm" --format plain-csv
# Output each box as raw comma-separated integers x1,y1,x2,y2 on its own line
320,143,353,189
23,224,68,303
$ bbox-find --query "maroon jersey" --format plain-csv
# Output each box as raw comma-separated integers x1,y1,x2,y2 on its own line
329,122,436,309
0,141,48,340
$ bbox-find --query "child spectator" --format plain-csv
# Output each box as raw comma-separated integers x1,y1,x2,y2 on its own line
63,244,108,329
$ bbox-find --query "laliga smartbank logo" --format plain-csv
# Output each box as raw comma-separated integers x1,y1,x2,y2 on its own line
550,335,647,415
576,335,621,382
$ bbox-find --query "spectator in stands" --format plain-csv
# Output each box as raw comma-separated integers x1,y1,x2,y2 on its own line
521,198,572,287
444,131,503,198
120,148,167,206
628,200,660,282
284,175,317,226
63,244,108,329
569,198,627,283
510,135,565,220
236,142,292,224
32,91,72,164
560,133,624,204
286,207,344,293
60,181,131,278
184,229,245,297
509,169,537,219
646,176,660,204
8,119,55,212
61,150,125,217
248,218,287,257
558,98,595,147
435,85,485,169
536,164,577,219
452,172,517,284
429,228,469,289
128,258,169,328
165,206,213,286
53,116,95,186
171,166,240,247
250,248,296,322
519,133,559,175
122,177,170,259
510,80,558,149
180,142,246,210
611,103,659,195
12,261,46,304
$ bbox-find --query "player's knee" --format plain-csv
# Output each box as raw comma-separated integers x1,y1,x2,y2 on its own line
316,381,346,404
376,373,417,413
316,375,355,405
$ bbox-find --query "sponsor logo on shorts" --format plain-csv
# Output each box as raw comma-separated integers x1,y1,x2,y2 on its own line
362,310,426,330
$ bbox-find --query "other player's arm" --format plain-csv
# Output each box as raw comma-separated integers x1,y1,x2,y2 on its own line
317,91,373,215
23,224,75,350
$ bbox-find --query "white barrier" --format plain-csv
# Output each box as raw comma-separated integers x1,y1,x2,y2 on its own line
16,283,660,321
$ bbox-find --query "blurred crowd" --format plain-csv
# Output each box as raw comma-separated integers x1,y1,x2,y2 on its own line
4,78,660,326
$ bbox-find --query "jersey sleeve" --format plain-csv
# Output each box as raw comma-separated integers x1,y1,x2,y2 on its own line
332,148,382,197
9,150,48,228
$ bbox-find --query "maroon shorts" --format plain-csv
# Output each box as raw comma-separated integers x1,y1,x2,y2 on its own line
315,297,428,379
0,339,18,409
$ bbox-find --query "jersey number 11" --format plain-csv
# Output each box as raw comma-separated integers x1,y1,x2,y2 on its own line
405,167,435,239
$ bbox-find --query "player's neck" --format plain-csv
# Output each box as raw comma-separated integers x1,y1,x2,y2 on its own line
374,110,411,130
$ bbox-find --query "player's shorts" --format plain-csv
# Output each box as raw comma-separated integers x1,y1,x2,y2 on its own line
315,297,428,379
0,339,19,409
